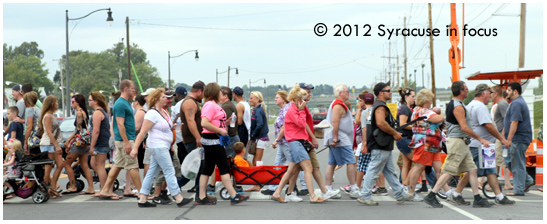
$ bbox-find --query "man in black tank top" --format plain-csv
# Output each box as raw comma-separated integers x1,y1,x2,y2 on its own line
179,81,207,198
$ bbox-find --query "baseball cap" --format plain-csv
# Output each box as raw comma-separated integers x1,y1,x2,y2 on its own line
475,84,492,94
299,83,314,89
233,86,244,96
175,86,187,95
165,89,174,98
12,85,21,92
192,81,205,90
142,88,155,96
364,93,375,104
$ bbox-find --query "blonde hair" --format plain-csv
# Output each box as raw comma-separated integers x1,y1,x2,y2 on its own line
415,89,435,107
288,84,308,102
276,90,289,103
148,88,166,109
23,91,38,107
8,139,22,152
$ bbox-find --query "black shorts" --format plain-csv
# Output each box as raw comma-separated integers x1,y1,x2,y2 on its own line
202,144,231,176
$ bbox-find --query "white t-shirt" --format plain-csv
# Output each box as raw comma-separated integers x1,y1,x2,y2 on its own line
144,108,173,148
238,101,252,138
172,99,184,143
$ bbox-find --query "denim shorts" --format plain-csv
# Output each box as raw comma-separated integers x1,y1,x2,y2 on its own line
40,145,56,153
328,145,356,165
288,141,310,164
396,136,413,155
470,147,497,177
94,146,110,155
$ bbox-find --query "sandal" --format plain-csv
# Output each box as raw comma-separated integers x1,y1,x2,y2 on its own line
99,194,122,200
310,196,327,204
48,189,63,199
271,195,287,203
506,192,525,196
245,185,261,192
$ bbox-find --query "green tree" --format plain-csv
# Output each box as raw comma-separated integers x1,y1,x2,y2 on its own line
3,54,53,97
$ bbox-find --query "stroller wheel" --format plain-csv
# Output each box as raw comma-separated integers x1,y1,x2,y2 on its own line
219,187,230,200
32,189,48,204
76,179,85,192
113,179,119,191
482,181,502,199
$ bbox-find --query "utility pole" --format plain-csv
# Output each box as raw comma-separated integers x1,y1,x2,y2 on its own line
227,66,231,88
397,56,400,88
421,64,425,89
53,59,65,114
428,3,437,106
216,69,218,83
518,3,526,68
126,16,131,80
388,42,392,85
404,16,408,88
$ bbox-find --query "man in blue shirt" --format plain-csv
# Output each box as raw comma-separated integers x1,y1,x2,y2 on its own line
503,82,535,196
98,79,140,200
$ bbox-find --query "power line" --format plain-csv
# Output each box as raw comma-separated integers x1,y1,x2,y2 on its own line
467,3,493,24
131,21,307,31
131,4,343,20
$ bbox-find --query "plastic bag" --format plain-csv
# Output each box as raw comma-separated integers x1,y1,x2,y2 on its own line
181,147,202,179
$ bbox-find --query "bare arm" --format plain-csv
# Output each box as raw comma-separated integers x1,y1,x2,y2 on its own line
24,116,33,151
272,125,285,149
183,101,202,147
3,154,16,167
305,124,319,149
484,123,507,145
427,114,445,124
236,102,244,126
134,110,145,131
130,119,154,159
399,114,412,131
44,115,62,153
201,117,228,136
361,125,367,153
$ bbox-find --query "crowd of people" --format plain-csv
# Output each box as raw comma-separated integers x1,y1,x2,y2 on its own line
3,79,541,209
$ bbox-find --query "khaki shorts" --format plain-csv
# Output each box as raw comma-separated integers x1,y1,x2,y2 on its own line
495,139,507,168
300,148,320,171
114,140,139,170
442,137,477,176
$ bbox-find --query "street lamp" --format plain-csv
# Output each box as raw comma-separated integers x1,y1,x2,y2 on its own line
66,7,113,117
168,50,199,89
414,69,417,90
216,66,238,88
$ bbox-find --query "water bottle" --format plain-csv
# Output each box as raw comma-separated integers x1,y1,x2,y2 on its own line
502,146,508,157
200,148,205,160
230,112,236,128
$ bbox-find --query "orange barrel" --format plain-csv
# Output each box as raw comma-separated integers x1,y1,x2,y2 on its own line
536,140,543,186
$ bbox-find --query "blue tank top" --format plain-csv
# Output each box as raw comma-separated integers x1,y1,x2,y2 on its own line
90,108,111,147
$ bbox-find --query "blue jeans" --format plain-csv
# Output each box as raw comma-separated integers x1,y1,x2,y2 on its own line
139,147,181,196
359,150,405,200
225,135,240,158
269,142,291,191
507,142,534,194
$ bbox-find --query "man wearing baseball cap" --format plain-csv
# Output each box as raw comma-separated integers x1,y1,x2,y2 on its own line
141,88,155,110
233,86,252,151
11,84,25,118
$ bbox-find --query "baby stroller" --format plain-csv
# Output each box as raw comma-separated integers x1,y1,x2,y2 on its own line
3,152,54,204
214,158,288,200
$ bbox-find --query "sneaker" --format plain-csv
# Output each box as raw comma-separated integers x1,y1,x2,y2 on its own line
415,184,429,193
261,189,275,195
187,186,196,193
5,187,14,194
235,186,244,193
448,195,470,206
473,197,494,208
153,196,173,205
436,191,448,200
357,197,378,206
285,186,298,196
230,194,250,205
298,188,309,196
403,185,409,193
340,184,351,194
176,198,193,207
206,184,215,194
371,185,378,193
373,187,388,196
495,196,516,205
349,190,361,199
411,193,424,202
160,190,173,203
195,196,216,205
424,194,443,208
330,193,342,199
396,193,414,204
524,180,535,192
323,189,340,199
286,192,303,202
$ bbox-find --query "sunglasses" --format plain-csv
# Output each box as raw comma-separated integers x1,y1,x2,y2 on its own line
71,100,77,103
380,89,391,93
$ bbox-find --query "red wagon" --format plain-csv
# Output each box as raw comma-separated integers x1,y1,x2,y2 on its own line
214,164,288,200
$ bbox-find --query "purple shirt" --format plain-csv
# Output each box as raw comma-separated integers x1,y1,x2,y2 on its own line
274,103,290,144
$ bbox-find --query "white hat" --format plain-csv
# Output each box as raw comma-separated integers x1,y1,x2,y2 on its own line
142,88,155,96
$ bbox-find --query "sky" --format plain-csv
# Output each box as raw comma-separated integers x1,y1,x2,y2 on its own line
2,1,544,93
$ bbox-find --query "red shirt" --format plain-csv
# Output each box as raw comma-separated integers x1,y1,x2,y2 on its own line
285,103,309,142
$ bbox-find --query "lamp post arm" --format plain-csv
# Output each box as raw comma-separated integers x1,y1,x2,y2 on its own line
170,50,197,59
68,8,111,21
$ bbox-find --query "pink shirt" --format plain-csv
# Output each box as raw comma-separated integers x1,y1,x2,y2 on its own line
201,101,227,134
284,103,309,142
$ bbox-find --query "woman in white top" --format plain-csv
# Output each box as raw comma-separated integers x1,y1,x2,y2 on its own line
38,95,63,199
130,88,192,208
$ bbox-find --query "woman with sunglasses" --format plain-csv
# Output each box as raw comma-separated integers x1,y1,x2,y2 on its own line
88,91,111,197
62,94,95,195
39,95,64,198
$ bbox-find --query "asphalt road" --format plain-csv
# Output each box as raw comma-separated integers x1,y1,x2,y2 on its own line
3,124,544,220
